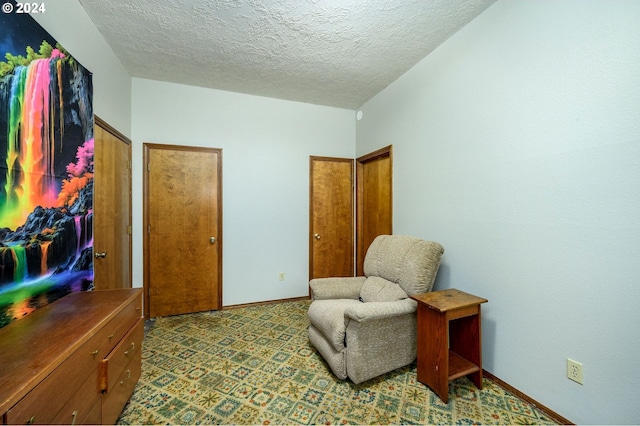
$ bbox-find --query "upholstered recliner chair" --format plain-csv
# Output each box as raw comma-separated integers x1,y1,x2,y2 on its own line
308,234,444,384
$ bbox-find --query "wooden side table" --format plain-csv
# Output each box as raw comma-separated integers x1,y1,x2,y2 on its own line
411,288,488,403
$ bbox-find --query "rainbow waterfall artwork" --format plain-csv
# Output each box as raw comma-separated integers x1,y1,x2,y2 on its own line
0,9,94,328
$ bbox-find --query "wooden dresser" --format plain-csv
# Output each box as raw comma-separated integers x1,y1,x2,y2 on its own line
0,289,143,425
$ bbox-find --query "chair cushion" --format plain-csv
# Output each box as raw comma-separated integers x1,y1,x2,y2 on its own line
308,299,361,352
359,277,408,303
363,235,444,295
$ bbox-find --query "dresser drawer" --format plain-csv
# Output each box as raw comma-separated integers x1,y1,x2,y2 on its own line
6,343,102,424
101,319,144,392
49,368,102,425
5,292,141,425
101,292,142,356
79,399,102,425
101,350,142,425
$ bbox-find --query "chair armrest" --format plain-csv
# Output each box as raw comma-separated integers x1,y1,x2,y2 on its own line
343,298,419,384
344,298,417,323
309,277,366,300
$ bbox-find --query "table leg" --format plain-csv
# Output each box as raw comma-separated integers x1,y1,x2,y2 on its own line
417,304,450,403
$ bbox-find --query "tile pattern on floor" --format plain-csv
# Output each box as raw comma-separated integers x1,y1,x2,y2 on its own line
118,300,557,425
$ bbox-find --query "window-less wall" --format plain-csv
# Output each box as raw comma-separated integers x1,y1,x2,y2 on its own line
132,78,355,306
356,1,640,424
32,1,356,307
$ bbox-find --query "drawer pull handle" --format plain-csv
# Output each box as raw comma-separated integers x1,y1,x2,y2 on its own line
108,334,114,341
90,349,99,357
27,416,35,424
120,369,131,386
124,342,135,356
71,410,78,426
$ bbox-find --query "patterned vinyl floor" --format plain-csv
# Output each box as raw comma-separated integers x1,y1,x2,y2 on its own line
118,300,558,425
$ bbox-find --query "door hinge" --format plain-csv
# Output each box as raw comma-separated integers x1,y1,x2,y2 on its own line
127,160,132,170
147,162,150,172
148,225,151,234
127,225,132,235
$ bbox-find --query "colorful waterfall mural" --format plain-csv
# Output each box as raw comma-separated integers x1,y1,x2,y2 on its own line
0,7,94,328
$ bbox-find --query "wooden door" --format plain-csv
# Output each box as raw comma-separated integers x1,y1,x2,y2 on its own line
144,144,222,318
309,156,354,280
356,146,392,276
93,117,132,289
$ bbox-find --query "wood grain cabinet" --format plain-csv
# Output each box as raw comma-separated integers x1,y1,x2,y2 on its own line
0,289,142,425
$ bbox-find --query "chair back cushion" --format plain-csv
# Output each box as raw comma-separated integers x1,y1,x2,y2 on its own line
363,235,444,295
359,276,408,302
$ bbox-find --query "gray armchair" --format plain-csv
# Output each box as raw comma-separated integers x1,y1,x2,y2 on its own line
308,234,444,384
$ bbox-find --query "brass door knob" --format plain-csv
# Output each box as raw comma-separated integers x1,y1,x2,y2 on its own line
314,234,321,240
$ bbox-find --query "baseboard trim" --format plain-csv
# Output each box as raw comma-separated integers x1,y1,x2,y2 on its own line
223,296,310,310
483,370,573,425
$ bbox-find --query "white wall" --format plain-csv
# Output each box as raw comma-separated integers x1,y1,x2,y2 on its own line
131,78,355,305
32,0,132,136
357,0,640,424
33,0,640,422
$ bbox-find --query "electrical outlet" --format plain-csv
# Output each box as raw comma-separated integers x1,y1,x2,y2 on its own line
279,272,285,281
567,358,583,384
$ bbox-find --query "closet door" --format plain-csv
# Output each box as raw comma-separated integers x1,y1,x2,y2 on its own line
93,117,132,289
356,146,392,276
309,156,354,280
144,144,222,318
308,148,392,281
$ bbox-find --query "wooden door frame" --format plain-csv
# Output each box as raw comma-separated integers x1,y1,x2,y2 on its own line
94,115,132,288
143,143,223,319
356,145,393,275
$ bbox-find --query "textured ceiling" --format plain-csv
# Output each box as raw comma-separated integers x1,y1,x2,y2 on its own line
78,0,496,109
